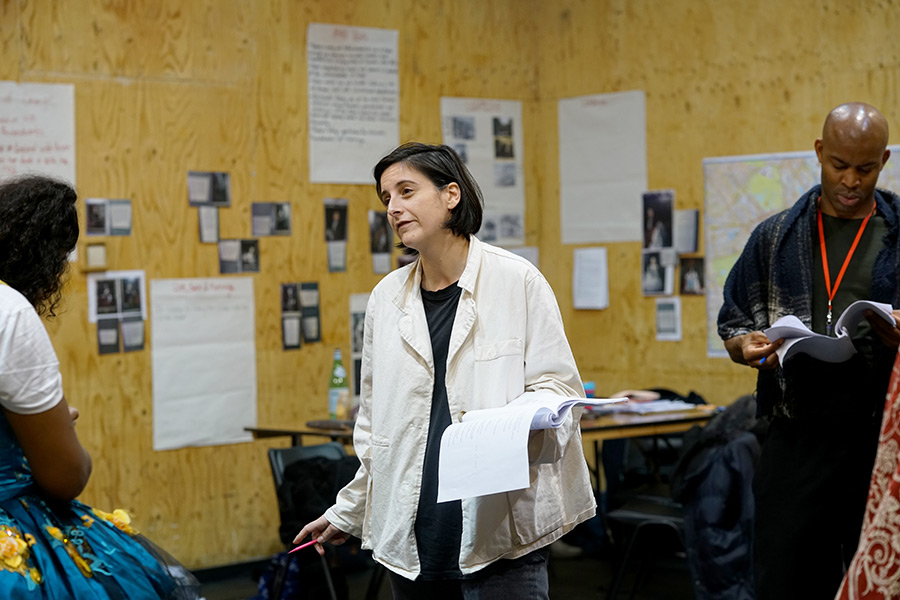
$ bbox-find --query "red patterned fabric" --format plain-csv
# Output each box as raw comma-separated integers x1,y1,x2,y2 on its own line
837,351,900,599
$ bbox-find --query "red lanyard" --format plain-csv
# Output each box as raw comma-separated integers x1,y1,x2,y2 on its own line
816,198,876,335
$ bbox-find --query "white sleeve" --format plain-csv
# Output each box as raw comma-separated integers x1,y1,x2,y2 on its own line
0,294,64,415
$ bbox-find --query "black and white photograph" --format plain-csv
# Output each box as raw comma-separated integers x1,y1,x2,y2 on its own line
493,116,515,159
121,278,142,313
274,202,291,235
281,283,300,312
643,189,674,249
86,200,107,236
680,257,706,295
451,116,476,139
324,204,348,242
642,250,669,295
210,172,231,206
494,135,514,159
493,116,514,137
240,239,260,272
369,211,391,254
351,311,365,355
494,162,516,187
96,279,119,314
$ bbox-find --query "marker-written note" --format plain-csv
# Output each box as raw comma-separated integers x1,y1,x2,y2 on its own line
0,81,75,185
307,23,399,183
436,392,625,502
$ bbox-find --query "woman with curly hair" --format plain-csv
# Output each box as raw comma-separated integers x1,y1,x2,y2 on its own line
0,176,199,598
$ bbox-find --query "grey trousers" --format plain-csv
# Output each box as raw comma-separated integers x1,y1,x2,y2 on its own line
388,547,550,600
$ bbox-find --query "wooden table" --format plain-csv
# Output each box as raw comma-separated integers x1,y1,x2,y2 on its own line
245,424,353,446
580,406,718,443
579,406,719,495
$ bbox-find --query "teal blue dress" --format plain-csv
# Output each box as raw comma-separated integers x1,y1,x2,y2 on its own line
0,413,199,599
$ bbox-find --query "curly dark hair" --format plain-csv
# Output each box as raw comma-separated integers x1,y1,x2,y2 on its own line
0,175,78,317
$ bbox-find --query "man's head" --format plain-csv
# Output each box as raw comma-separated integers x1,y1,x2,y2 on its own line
815,102,891,218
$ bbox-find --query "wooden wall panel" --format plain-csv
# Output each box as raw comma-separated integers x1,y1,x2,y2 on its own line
8,0,542,569
11,0,900,571
533,0,900,403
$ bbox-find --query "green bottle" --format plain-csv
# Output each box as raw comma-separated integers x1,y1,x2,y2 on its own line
328,348,350,420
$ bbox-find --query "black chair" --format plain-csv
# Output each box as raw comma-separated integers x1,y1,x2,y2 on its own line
268,443,346,600
604,494,686,599
267,442,387,600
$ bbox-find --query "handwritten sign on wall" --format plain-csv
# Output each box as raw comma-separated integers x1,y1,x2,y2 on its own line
150,277,257,450
307,23,399,183
0,81,75,185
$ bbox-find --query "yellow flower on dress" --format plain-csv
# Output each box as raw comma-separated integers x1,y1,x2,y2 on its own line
0,527,32,576
91,508,137,535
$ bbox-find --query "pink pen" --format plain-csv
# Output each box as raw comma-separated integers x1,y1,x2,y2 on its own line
288,539,319,554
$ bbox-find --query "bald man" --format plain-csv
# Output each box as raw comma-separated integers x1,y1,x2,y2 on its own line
718,103,900,599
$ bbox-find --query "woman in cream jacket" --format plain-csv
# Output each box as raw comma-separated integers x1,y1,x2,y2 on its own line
296,143,594,599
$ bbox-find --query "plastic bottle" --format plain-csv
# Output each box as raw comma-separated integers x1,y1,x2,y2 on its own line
328,348,350,420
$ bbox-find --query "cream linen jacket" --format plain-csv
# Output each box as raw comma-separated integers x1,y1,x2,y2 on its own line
324,236,596,580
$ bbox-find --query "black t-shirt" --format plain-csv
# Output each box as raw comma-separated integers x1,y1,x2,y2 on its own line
414,282,464,580
774,212,893,420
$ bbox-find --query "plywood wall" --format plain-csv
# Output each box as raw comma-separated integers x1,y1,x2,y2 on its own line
2,0,544,569
4,0,900,570
531,0,900,402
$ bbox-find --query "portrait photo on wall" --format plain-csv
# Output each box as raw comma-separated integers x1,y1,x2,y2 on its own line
451,116,476,140
240,239,260,273
642,189,674,249
85,199,107,236
324,204,348,242
368,210,392,254
679,257,706,295
641,250,672,296
95,279,119,315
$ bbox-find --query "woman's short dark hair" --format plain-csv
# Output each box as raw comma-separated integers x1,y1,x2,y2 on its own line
373,143,483,251
0,176,78,317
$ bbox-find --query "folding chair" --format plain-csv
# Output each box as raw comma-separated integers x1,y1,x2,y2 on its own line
268,442,387,600
268,442,347,600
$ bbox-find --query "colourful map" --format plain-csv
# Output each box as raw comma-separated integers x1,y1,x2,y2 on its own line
703,147,900,357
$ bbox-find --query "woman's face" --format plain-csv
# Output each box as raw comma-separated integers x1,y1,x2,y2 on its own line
379,162,459,253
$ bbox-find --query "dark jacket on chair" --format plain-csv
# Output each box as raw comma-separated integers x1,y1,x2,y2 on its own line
670,395,761,600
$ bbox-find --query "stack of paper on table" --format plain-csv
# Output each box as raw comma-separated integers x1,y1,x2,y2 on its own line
764,300,895,365
436,391,624,503
587,399,699,415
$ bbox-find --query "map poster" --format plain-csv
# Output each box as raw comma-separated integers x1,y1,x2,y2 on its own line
703,147,900,357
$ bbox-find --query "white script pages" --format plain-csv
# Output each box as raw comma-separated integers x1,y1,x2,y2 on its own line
436,392,625,502
764,300,895,365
